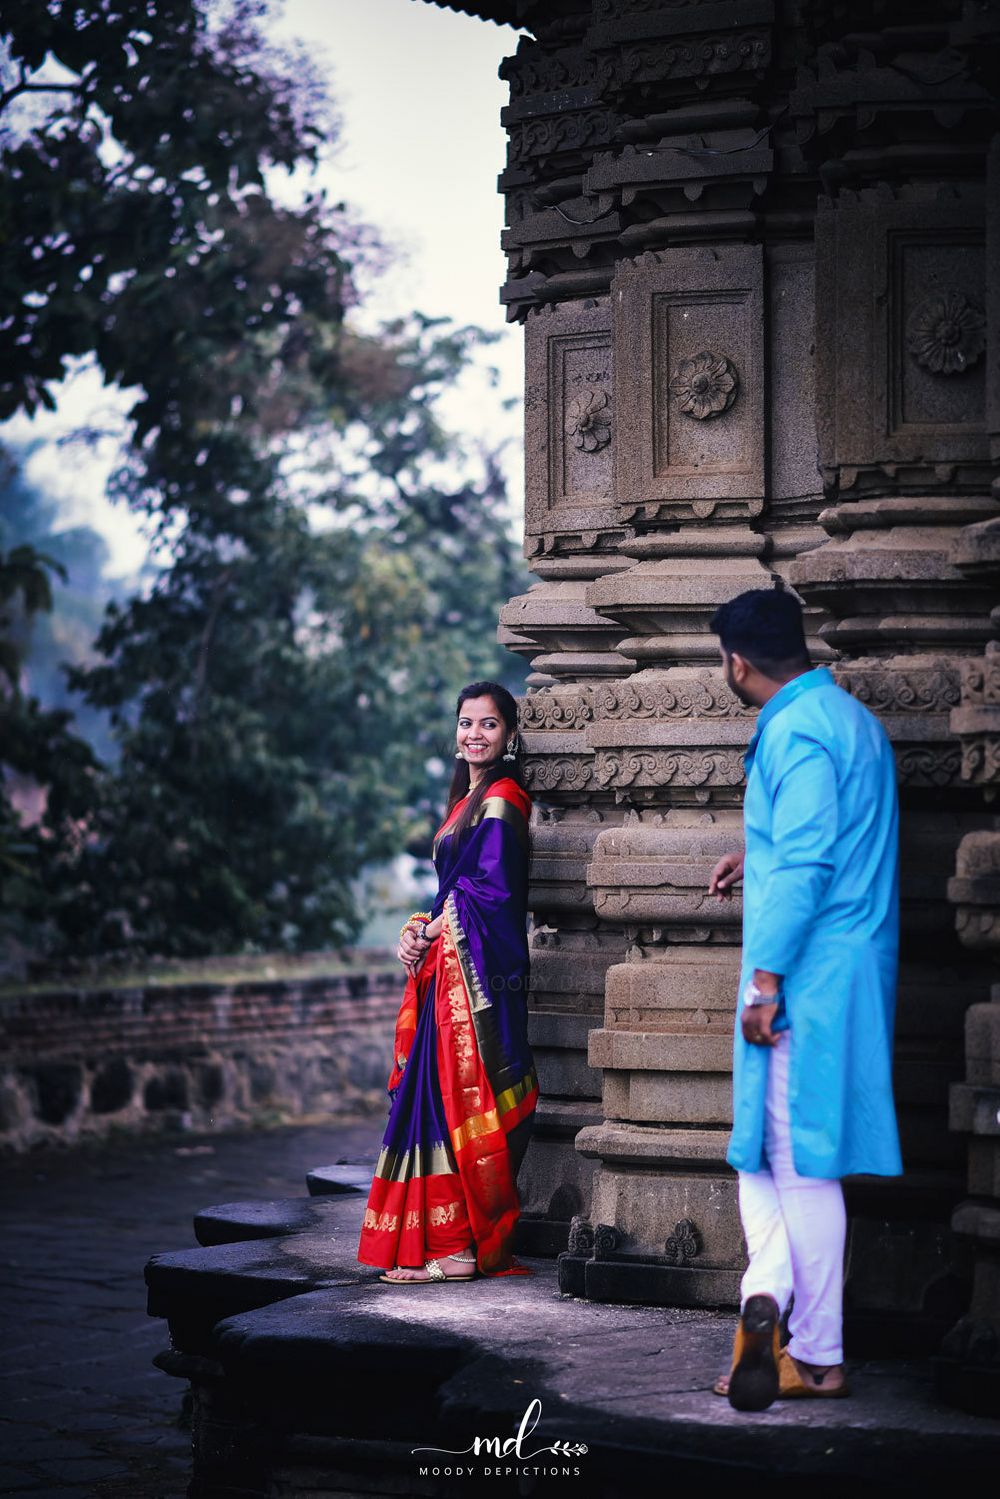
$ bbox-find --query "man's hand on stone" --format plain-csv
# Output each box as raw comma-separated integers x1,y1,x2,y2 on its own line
709,851,745,900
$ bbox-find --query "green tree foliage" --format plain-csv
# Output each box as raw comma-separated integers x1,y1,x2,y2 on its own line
0,0,527,959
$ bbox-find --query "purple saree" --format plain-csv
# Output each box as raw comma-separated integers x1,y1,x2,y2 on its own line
357,777,538,1276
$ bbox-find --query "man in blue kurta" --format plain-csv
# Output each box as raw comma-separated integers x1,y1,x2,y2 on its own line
707,589,902,1412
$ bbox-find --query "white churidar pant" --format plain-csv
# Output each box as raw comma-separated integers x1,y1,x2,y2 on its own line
737,1032,847,1366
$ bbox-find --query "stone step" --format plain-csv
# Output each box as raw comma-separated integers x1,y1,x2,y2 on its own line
194,1193,364,1246
161,1261,1000,1490
145,1194,367,1347
306,1163,375,1195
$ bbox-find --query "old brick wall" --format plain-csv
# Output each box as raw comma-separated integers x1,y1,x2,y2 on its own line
0,958,401,1152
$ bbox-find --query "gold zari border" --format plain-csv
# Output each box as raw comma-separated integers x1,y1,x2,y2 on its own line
433,791,528,858
373,1139,457,1182
449,1068,537,1155
445,889,491,1014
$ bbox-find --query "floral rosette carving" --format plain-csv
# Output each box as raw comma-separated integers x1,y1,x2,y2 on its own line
906,291,986,375
668,351,739,420
565,387,612,451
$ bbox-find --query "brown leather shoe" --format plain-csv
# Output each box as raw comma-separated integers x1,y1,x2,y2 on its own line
726,1294,781,1412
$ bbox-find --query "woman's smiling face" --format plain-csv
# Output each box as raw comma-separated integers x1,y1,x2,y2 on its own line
456,696,507,773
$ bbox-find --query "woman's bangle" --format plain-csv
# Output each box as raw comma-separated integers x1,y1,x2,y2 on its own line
399,911,432,943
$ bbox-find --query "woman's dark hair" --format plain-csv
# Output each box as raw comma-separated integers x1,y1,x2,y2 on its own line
444,681,527,844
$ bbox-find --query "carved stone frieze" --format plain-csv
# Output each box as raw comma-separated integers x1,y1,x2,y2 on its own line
612,32,771,91
949,828,1000,951
592,671,754,721
523,752,597,796
500,40,608,101
592,747,746,793
952,645,1000,786
894,746,965,789
833,663,961,716
664,1219,702,1265
521,683,595,732
505,109,617,169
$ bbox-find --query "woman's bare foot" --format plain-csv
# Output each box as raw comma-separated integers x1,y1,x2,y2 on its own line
382,1249,476,1282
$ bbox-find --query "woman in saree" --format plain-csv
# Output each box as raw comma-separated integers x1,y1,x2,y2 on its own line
356,681,538,1284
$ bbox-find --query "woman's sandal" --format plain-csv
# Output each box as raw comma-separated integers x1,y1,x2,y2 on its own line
379,1248,478,1285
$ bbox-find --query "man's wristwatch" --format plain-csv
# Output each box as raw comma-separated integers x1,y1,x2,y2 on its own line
742,976,780,1008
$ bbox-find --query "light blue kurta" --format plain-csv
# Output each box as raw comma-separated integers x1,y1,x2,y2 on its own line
728,666,904,1180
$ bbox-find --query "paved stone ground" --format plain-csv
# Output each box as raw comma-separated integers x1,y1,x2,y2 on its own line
0,1116,386,1498
3,1116,999,1497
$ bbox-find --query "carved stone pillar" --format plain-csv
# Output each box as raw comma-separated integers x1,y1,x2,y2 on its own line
491,1,996,1343
499,294,634,1251
935,113,1000,1411
780,9,997,1347
495,0,837,1301
570,239,777,1293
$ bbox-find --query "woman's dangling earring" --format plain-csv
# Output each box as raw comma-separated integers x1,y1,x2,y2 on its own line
455,749,464,759
503,735,517,762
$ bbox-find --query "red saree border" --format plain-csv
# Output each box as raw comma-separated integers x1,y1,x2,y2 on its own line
432,777,531,859
358,1169,472,1269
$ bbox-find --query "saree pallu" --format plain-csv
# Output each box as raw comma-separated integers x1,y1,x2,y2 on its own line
357,777,538,1277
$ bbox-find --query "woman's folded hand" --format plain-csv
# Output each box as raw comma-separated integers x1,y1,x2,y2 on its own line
397,923,426,965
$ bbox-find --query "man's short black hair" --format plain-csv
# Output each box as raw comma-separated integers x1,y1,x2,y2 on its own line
709,588,811,680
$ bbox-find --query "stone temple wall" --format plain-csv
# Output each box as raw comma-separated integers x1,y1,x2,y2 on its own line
481,0,1000,1359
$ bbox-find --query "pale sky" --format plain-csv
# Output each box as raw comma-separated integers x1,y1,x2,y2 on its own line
276,0,521,330
3,0,525,573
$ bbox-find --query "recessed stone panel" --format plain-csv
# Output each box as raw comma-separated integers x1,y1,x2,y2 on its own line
525,298,616,543
816,195,989,490
612,244,765,513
